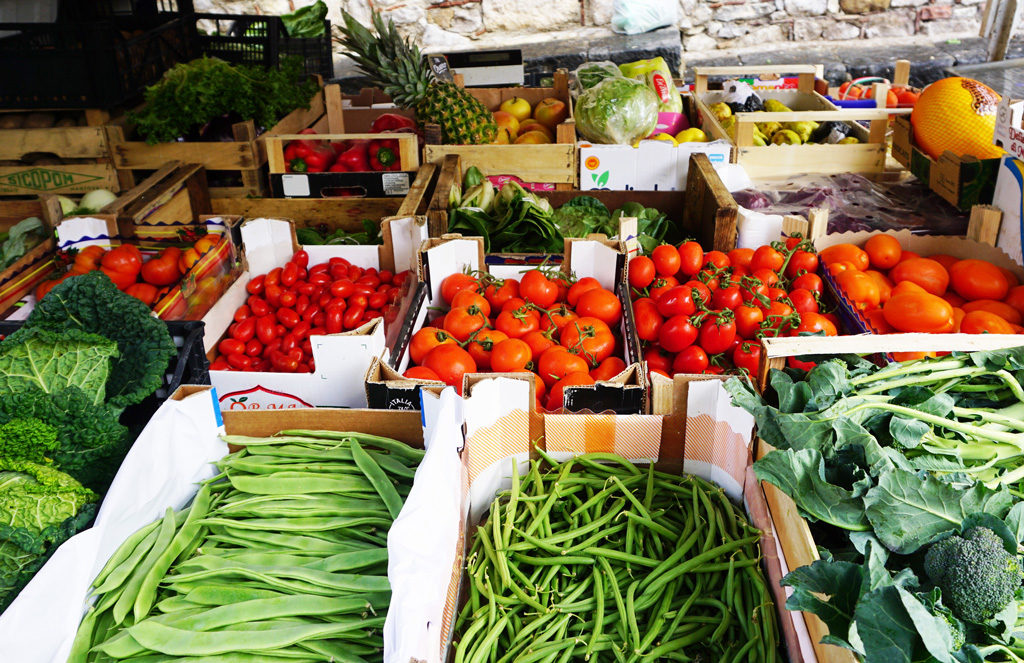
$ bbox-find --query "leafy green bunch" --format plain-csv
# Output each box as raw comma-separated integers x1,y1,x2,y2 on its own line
728,348,1024,662
129,56,318,144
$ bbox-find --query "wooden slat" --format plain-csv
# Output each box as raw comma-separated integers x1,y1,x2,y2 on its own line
684,153,737,252
0,199,43,227
396,164,439,217
209,197,404,232
967,204,1003,245
233,122,263,197
325,84,345,134
427,154,462,236
893,59,911,86
0,163,119,196
111,139,262,171
0,126,109,160
423,144,576,185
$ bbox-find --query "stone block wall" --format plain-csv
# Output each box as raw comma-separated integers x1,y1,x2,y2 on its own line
195,0,994,54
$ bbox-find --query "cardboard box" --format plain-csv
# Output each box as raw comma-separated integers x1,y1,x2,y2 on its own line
815,229,1024,340
365,234,646,413
53,213,241,321
392,378,808,663
428,153,739,253
577,140,732,191
205,216,427,411
265,132,420,199
893,113,1001,211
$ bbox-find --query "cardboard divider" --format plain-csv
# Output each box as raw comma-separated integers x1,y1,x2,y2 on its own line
368,232,646,413
414,374,805,663
204,216,427,409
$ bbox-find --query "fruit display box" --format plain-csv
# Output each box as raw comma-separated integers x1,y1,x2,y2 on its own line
426,153,739,252
815,229,1024,350
693,65,890,178
265,132,420,198
365,233,647,414
399,378,804,663
754,333,1024,663
203,216,425,410
421,69,577,188
209,162,440,236
0,107,122,197
892,112,1002,212
52,213,242,322
106,79,336,198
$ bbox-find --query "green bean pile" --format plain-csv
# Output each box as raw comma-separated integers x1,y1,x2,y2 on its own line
68,430,423,663
453,451,778,663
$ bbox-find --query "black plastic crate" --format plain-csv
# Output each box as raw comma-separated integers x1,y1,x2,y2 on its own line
56,0,193,20
193,12,333,80
0,15,194,109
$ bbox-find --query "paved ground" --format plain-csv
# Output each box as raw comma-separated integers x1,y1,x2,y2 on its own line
332,29,1024,96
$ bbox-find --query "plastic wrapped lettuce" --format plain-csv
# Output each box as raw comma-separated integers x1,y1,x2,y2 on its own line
575,77,659,144
571,61,624,96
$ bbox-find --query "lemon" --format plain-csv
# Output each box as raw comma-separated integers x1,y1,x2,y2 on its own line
650,133,679,146
675,128,708,143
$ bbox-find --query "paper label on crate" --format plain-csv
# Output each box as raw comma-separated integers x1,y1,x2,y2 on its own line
994,97,1024,157
217,385,313,411
281,174,311,197
382,172,411,196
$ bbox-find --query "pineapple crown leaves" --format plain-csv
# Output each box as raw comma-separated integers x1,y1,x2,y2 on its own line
337,9,435,97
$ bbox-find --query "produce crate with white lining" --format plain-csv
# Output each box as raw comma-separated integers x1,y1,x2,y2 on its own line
365,233,645,413
748,333,1024,663
694,65,889,178
203,215,427,410
385,378,807,663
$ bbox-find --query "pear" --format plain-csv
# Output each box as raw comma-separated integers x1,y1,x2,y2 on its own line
756,121,783,138
752,133,768,147
838,136,861,144
709,102,733,124
771,129,802,145
764,99,792,113
784,121,815,143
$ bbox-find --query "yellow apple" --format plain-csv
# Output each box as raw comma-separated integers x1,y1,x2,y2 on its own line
517,120,553,141
674,128,708,143
533,97,568,129
514,131,552,144
499,96,532,122
492,110,520,139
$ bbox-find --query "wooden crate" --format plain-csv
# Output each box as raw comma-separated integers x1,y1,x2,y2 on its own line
208,162,439,234
106,82,341,198
693,65,890,177
754,333,1024,663
97,162,213,243
265,132,420,199
422,69,577,188
0,197,63,315
426,153,738,251
0,108,120,196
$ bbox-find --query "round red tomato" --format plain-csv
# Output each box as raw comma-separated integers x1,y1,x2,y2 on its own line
652,245,681,277
634,300,663,342
591,357,627,381
791,272,823,295
735,303,764,339
567,277,601,307
522,330,556,359
576,288,621,326
684,280,711,306
658,315,698,353
751,246,785,273
559,317,615,365
440,273,480,304
795,312,838,336
140,255,181,287
655,285,696,317
703,250,730,270
491,338,534,373
672,345,709,375
728,248,754,271
628,256,656,290
410,327,455,364
711,285,743,311
451,289,491,317
467,329,508,370
404,366,442,381
784,250,819,279
733,341,762,376
649,276,679,302
520,270,559,308
540,304,579,332
101,245,142,277
787,289,818,314
678,241,704,277
496,307,541,338
484,278,519,311
537,346,589,387
422,344,477,394
698,312,737,355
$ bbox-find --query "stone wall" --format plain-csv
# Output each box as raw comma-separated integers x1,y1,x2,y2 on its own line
194,0,989,55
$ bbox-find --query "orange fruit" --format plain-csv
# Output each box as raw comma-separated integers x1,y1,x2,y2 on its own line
910,77,1006,161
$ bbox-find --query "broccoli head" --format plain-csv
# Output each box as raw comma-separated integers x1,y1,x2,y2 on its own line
924,526,1023,623
0,418,58,464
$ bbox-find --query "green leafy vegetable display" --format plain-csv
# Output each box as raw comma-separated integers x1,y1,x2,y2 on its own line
294,220,382,246
0,328,117,406
0,460,98,612
129,57,318,144
727,348,1024,662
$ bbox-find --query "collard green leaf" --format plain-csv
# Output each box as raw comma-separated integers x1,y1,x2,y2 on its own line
890,386,955,417
889,416,931,449
784,559,862,649
1003,502,1024,544
864,470,1013,554
0,328,117,406
724,376,789,449
754,448,871,531
805,359,853,410
770,369,812,413
894,587,955,663
853,586,922,663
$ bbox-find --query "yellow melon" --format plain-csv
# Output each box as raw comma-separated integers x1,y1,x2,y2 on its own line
911,77,1006,160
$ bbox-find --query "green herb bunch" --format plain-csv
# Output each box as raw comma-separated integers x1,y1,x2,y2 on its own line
129,56,318,144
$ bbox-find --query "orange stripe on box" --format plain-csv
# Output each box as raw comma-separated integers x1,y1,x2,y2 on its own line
684,413,751,488
613,415,663,459
584,415,615,454
466,410,529,485
544,416,586,454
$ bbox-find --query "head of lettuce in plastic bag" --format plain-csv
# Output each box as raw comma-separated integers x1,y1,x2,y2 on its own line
575,77,659,145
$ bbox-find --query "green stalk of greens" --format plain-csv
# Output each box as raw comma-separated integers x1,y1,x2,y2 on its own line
726,347,1024,663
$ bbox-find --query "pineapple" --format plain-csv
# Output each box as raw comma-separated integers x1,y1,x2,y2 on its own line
338,11,497,145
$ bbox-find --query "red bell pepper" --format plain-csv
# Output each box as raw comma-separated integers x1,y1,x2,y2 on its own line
289,141,337,173
369,113,417,133
368,139,400,171
336,141,370,172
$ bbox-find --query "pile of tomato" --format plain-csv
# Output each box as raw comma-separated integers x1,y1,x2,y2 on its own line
36,234,224,306
211,249,412,373
403,268,628,410
822,236,1024,337
628,238,838,378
